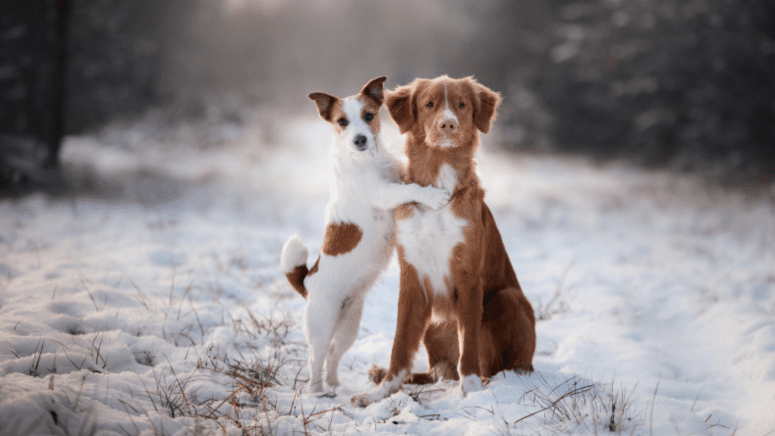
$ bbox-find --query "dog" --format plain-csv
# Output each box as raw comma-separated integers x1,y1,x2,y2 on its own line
353,75,536,406
280,76,451,394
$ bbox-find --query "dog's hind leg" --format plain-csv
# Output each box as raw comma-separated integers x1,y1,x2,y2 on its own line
304,296,338,393
324,296,365,389
480,288,536,376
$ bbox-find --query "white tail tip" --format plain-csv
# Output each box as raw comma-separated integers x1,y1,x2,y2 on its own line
280,234,308,273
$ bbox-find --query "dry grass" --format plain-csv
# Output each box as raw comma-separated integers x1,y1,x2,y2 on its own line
124,302,655,436
123,309,322,436
3,278,750,436
5,266,748,436
485,373,645,436
537,263,575,321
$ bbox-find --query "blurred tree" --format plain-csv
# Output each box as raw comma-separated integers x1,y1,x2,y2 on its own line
65,0,192,133
527,0,775,179
1,0,69,195
0,0,233,196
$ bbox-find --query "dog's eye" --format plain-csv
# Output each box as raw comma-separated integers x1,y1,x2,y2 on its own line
338,118,349,127
458,102,465,108
363,113,374,122
426,101,434,108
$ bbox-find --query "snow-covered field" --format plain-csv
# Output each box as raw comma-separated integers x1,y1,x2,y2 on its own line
1,113,774,435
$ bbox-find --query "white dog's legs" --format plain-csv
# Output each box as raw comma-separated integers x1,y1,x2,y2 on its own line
324,297,365,389
304,297,338,393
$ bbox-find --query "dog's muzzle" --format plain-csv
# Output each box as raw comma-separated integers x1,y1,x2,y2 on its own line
354,134,368,151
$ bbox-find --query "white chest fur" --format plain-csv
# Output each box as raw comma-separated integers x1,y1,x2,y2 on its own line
396,163,467,297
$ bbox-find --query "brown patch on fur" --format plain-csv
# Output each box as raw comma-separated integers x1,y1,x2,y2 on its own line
322,222,363,256
394,204,414,221
328,101,349,138
360,96,382,140
285,265,308,299
308,256,320,276
373,76,535,393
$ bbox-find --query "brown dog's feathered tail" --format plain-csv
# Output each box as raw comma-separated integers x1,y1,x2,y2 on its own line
368,365,388,384
280,235,310,298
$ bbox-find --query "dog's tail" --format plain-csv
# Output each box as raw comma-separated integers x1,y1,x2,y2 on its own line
280,234,310,299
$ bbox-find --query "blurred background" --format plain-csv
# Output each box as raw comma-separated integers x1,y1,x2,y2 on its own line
1,0,774,197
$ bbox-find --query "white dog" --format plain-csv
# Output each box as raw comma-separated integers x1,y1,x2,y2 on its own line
280,77,450,394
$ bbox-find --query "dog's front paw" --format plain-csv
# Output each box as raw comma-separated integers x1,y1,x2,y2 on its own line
351,391,384,408
421,186,451,209
460,374,484,396
351,380,394,407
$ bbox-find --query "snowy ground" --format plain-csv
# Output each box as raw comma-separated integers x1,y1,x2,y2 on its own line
1,112,774,435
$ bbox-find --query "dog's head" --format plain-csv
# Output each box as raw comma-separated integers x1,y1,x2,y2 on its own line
386,76,501,148
309,76,387,156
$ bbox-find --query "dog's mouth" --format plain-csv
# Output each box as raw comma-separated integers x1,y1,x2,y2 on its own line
429,132,458,148
436,138,455,148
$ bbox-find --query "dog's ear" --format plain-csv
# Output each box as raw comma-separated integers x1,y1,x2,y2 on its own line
360,76,387,106
386,83,417,134
308,92,339,121
471,79,502,134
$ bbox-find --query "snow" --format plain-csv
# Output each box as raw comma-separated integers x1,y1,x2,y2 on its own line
1,113,774,435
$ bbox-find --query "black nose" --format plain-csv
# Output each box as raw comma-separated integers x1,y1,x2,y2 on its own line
354,135,367,150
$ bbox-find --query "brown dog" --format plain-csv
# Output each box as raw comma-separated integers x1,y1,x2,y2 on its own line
353,76,536,406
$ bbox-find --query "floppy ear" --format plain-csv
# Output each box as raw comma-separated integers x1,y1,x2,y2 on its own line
386,83,416,134
308,92,339,121
360,76,387,106
472,81,502,133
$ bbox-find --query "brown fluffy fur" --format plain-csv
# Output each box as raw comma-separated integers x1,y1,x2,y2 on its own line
375,76,536,389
